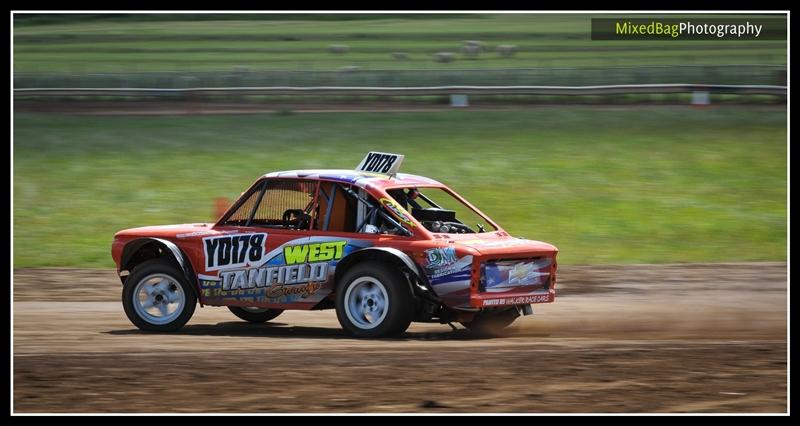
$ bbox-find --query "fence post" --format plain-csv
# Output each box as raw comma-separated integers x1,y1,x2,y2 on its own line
691,86,711,106
450,94,469,107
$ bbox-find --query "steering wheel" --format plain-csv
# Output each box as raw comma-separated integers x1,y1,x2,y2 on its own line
282,209,310,229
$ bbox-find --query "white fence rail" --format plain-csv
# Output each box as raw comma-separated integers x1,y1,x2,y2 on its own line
13,84,788,97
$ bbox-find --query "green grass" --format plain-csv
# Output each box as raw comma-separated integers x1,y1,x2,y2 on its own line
13,14,787,72
13,107,786,268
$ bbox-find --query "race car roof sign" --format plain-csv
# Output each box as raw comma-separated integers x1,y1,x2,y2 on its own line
356,151,404,176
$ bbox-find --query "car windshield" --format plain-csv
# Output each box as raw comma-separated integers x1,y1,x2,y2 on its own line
386,187,498,234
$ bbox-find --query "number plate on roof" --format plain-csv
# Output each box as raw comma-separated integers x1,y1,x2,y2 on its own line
356,152,404,176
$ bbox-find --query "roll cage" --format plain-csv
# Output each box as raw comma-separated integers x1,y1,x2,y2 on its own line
216,177,412,236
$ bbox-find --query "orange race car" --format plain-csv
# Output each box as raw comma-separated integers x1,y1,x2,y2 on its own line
112,152,558,337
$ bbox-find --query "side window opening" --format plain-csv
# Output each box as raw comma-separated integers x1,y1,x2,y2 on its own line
318,181,411,236
223,182,265,226
317,181,358,233
222,179,319,230
388,187,497,234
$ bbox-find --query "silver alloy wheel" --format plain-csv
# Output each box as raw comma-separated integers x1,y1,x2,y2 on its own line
344,276,389,330
240,307,270,313
132,273,186,325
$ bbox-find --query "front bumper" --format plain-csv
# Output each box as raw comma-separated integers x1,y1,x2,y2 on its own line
472,289,555,307
469,256,557,308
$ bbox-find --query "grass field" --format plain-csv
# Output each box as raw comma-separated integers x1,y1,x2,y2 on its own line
13,14,787,72
12,107,786,268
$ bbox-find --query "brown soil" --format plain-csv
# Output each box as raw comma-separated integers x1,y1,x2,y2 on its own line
12,263,787,413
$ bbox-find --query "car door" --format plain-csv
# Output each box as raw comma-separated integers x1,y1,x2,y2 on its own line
199,178,322,308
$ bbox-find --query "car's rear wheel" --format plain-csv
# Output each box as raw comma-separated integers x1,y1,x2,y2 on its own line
461,307,520,335
335,262,414,338
122,259,197,332
228,306,284,323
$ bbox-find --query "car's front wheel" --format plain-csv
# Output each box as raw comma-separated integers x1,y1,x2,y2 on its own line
228,306,284,323
335,262,414,338
122,259,197,332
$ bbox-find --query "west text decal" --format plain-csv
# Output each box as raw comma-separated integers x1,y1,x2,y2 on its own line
284,241,347,265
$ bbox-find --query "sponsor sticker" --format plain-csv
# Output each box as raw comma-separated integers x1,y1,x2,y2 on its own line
484,258,551,289
380,197,416,227
482,294,552,306
425,247,457,268
426,255,473,280
203,233,267,272
508,262,536,285
200,237,372,304
216,240,348,294
283,241,347,265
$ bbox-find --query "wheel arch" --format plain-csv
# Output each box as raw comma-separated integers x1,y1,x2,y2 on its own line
120,237,202,304
334,247,428,295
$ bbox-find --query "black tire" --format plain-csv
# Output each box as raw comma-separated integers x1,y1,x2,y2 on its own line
335,262,415,338
228,306,284,323
461,307,520,336
122,258,197,332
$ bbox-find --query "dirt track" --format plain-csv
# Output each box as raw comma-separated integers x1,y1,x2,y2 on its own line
13,263,788,413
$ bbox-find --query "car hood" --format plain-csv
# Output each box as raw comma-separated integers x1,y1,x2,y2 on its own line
444,233,558,257
114,223,217,239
